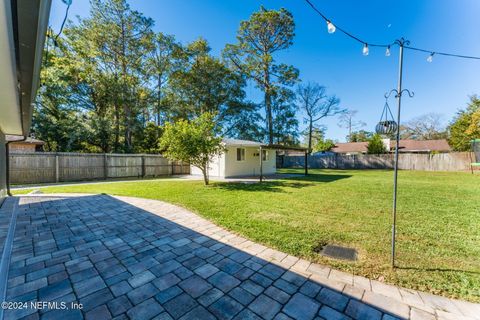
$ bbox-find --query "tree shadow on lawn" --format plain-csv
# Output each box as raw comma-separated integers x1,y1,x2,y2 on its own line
396,265,480,276
284,172,352,183
211,173,352,192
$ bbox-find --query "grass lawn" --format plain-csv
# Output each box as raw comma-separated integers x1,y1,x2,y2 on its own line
14,169,480,302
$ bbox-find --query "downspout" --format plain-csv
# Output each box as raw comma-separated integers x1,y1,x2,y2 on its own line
6,136,26,196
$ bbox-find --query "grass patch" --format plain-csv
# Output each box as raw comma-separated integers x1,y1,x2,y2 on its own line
18,169,480,302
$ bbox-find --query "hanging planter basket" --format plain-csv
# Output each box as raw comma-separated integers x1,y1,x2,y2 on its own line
375,100,398,135
376,120,398,135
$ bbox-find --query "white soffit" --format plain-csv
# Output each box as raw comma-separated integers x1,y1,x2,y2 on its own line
0,0,21,135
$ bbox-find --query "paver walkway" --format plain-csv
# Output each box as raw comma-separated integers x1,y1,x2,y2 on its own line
0,194,478,320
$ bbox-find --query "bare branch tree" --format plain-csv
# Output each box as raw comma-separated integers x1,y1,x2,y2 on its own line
338,109,366,141
296,82,345,152
401,113,447,140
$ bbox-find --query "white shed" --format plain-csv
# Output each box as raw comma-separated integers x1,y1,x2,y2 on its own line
190,139,276,178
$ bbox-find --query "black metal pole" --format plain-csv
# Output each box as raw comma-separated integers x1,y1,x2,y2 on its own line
259,146,263,182
392,40,405,268
304,151,308,175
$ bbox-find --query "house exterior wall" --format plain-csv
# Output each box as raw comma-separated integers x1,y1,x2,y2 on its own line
0,131,6,203
8,142,37,153
190,153,225,178
190,146,276,178
223,146,276,178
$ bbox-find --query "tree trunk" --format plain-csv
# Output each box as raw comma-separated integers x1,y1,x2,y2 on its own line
120,17,132,153
308,118,313,153
265,90,273,145
263,63,273,145
114,103,120,153
123,103,132,153
201,167,209,185
157,74,162,126
348,116,352,140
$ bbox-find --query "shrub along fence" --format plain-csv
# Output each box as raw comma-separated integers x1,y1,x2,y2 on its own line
281,152,472,171
9,152,190,185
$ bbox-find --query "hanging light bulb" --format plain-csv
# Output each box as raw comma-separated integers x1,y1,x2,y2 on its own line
385,45,391,57
362,43,369,56
427,52,434,63
326,20,336,34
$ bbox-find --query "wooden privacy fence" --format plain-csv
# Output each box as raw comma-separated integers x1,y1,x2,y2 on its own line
9,152,190,185
281,152,472,171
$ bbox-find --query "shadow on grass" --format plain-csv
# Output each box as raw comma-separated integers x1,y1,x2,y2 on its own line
396,265,480,276
285,173,353,183
211,173,351,192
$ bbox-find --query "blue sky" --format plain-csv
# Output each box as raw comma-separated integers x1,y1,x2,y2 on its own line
49,0,480,142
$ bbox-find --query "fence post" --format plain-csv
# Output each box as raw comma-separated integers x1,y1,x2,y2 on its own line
141,155,146,178
55,154,59,183
104,153,108,180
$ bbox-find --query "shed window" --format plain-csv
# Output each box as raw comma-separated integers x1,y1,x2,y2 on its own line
262,150,268,161
237,148,245,161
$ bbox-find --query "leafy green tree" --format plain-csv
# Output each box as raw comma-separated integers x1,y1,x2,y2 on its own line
466,109,480,137
168,39,246,125
33,35,86,152
83,112,116,153
367,134,388,154
136,122,163,154
313,140,335,153
224,6,299,144
272,88,299,145
147,32,183,125
448,96,480,151
303,126,324,146
348,130,373,142
36,1,305,154
84,0,154,152
159,113,224,185
222,101,265,141
296,82,343,152
32,104,86,152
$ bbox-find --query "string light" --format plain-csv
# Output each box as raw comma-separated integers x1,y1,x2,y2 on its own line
304,0,480,62
427,52,434,63
363,43,369,56
327,20,336,33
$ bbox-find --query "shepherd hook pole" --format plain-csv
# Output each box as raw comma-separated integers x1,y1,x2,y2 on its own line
391,38,414,268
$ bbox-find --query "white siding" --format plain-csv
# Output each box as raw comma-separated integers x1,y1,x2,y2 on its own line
189,145,276,178
224,146,275,177
190,153,225,178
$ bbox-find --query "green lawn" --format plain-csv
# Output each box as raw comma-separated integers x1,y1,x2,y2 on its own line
14,169,480,302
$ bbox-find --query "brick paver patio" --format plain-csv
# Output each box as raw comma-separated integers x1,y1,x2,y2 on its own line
0,194,478,320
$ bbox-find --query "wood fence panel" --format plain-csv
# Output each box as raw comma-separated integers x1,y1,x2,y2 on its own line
282,152,471,172
9,153,56,184
144,155,171,176
172,161,190,175
107,155,143,178
9,153,190,184
59,153,105,181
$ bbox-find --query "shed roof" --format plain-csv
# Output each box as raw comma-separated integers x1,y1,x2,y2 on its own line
223,138,307,151
6,135,45,145
222,138,263,147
